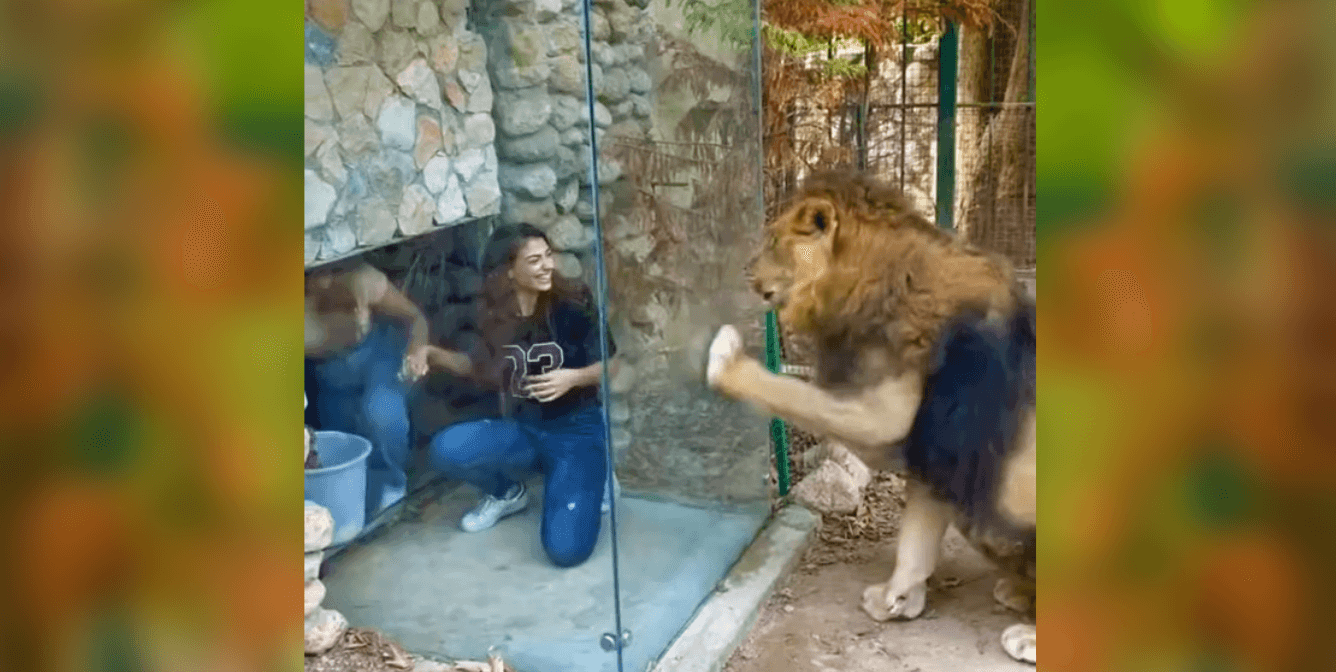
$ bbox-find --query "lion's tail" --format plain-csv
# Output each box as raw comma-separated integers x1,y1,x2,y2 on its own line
902,301,1036,528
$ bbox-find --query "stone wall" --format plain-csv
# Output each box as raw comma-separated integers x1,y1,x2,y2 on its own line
305,0,503,265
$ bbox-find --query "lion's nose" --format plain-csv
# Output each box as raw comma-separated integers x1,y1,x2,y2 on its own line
762,290,775,301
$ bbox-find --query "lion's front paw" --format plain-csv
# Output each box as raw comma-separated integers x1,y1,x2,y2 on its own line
993,577,1034,614
860,580,926,622
1000,623,1036,664
706,325,743,388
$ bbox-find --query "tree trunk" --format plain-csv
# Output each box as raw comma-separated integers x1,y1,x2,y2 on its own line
952,0,1036,267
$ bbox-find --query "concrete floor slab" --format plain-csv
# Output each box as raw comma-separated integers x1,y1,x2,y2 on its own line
321,478,772,672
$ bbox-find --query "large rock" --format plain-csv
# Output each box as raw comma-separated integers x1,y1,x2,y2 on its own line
554,252,582,279
325,65,395,121
308,0,348,31
337,112,379,159
417,0,444,35
452,147,486,184
488,20,550,90
305,228,323,265
462,113,495,148
499,163,557,199
339,21,376,65
315,140,347,187
377,95,417,151
423,155,454,195
466,78,493,114
427,33,459,73
501,194,557,228
414,113,443,169
792,457,866,515
305,501,335,552
495,87,552,137
436,173,468,223
378,29,422,77
465,175,502,217
351,0,389,30
547,215,587,251
399,183,436,235
306,119,335,157
305,171,337,230
304,579,326,617
397,58,444,112
304,551,324,583
550,95,583,132
599,67,630,103
305,64,334,122
356,197,398,247
322,219,358,258
304,607,348,655
391,0,416,28
497,125,559,163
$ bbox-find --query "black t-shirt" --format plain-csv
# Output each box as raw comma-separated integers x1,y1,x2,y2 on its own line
500,294,617,423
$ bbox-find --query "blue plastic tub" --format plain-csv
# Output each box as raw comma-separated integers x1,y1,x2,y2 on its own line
305,430,373,547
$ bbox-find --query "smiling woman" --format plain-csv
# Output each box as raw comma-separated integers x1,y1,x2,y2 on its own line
421,223,620,568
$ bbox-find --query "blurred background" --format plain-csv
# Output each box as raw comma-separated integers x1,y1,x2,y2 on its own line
0,0,1332,671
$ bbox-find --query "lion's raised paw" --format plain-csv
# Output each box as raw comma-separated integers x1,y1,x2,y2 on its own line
706,325,743,387
1000,623,1036,665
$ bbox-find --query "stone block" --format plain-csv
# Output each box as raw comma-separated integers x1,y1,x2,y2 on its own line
304,607,348,655
399,183,436,236
351,0,389,31
304,501,335,552
305,64,335,122
305,170,337,230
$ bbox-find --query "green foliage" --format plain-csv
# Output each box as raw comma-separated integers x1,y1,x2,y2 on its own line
664,0,756,49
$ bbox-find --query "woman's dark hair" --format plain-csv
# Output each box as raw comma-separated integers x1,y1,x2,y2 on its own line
473,223,588,386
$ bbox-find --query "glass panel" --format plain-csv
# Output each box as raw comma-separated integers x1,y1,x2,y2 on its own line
588,0,772,667
304,0,626,666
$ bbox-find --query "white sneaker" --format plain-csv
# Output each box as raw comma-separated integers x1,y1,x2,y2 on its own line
460,483,529,532
601,474,621,514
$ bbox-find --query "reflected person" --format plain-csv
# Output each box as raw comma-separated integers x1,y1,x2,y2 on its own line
424,223,618,568
305,259,430,515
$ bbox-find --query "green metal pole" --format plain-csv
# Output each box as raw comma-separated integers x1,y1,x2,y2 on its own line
763,309,791,496
936,21,958,231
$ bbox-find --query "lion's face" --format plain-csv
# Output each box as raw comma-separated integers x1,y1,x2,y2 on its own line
746,197,840,325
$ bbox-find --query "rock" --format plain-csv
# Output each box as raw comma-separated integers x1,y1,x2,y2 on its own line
462,113,495,148
364,148,415,203
304,551,324,582
414,113,443,169
628,67,651,93
377,95,417,151
488,20,550,90
306,22,338,68
308,0,348,31
612,427,631,452
535,0,561,20
325,64,394,121
466,79,492,114
608,4,637,42
550,95,583,131
547,215,587,251
792,459,864,514
356,197,398,247
579,101,613,128
315,140,347,186
304,607,348,655
417,0,443,34
494,87,552,137
399,184,436,235
304,579,326,617
337,112,379,159
555,252,582,279
443,77,467,111
501,194,557,228
590,10,610,41
351,0,389,31
305,64,334,122
378,29,421,77
553,145,585,181
427,34,459,73
615,233,653,262
306,119,336,157
559,127,584,147
464,172,502,217
548,20,582,56
497,125,559,163
423,155,454,194
391,0,416,28
609,357,636,392
305,228,323,265
305,171,337,230
396,58,444,112
599,67,630,103
305,501,335,552
413,661,455,672
610,398,630,424
499,163,557,199
631,94,652,119
825,441,872,489
549,55,585,95
436,173,468,223
439,0,468,31
456,34,488,76
555,179,578,212
452,147,486,184
339,21,376,65
324,218,358,257
594,158,622,185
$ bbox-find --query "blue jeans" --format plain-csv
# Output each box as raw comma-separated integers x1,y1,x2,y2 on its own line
309,321,412,516
428,405,608,568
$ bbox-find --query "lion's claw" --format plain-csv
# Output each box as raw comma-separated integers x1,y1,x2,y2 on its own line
706,325,743,387
1000,623,1036,664
861,581,926,622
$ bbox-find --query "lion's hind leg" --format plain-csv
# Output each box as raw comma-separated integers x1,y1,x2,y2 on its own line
862,478,952,621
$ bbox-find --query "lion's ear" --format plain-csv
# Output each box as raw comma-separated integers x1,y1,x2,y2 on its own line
805,200,839,242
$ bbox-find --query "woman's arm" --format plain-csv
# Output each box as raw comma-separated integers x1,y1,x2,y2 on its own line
425,345,473,376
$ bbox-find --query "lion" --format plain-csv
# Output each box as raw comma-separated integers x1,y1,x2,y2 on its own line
704,169,1037,664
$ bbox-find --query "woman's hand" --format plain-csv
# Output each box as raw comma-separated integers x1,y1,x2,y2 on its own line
525,368,583,403
400,345,430,382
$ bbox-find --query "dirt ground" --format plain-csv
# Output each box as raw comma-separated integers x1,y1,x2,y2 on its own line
723,472,1034,672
